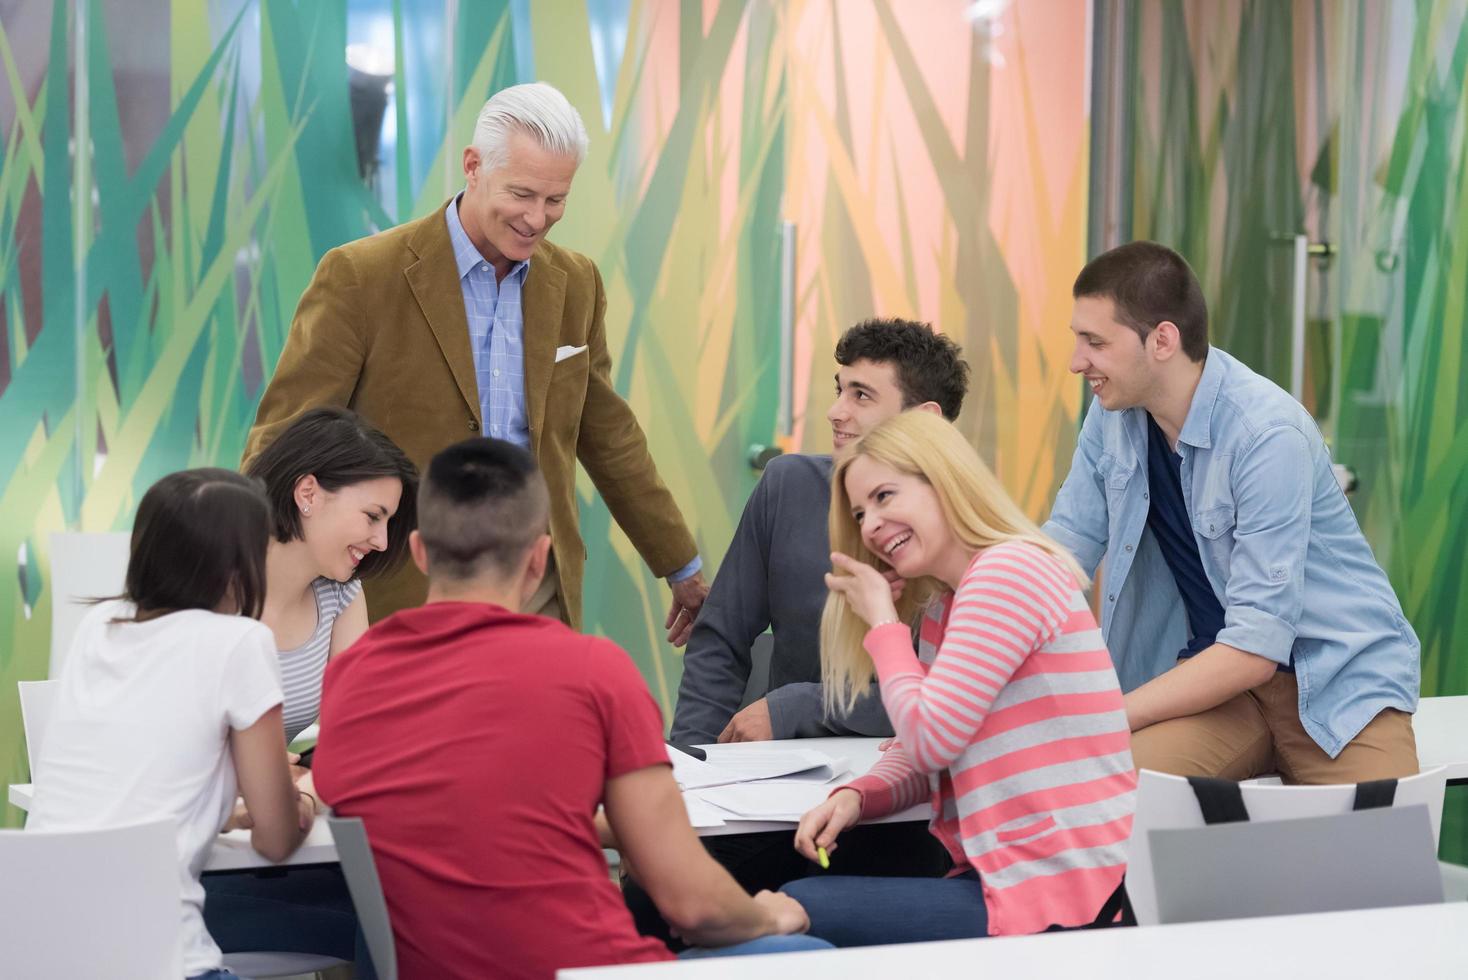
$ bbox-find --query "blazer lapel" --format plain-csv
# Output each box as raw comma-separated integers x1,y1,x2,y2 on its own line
522,256,567,453
404,206,480,419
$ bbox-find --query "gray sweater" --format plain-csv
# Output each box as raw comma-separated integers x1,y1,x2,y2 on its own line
670,453,895,743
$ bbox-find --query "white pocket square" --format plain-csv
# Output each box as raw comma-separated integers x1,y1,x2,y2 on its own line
554,344,588,363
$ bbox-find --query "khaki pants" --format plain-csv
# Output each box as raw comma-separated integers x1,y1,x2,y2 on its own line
526,551,565,624
1131,671,1419,784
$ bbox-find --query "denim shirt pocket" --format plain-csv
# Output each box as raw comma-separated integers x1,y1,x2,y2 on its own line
1098,451,1133,494
1192,504,1235,539
1192,503,1237,580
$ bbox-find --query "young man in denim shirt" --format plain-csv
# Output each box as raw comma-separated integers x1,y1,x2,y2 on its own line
1043,241,1419,783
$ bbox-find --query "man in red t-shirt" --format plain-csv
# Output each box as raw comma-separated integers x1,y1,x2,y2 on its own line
314,438,821,980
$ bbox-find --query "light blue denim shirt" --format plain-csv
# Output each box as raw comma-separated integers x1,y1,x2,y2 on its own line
1042,347,1419,757
443,197,701,583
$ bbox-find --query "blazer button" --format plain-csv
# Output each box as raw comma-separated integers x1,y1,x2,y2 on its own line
468,418,480,431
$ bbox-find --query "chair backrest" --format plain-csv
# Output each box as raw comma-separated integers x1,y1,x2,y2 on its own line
1149,804,1443,924
327,815,398,980
1125,766,1449,925
0,819,180,978
18,679,61,777
48,531,131,678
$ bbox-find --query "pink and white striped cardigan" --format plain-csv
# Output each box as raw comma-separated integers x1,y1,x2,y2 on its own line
845,541,1136,936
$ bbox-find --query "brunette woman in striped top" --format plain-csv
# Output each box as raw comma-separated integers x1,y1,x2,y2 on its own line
202,407,417,965
785,411,1135,944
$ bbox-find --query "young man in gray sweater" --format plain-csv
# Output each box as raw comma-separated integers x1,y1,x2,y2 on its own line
626,319,970,947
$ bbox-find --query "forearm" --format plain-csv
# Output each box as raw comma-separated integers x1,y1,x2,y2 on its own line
843,744,927,819
864,624,967,771
766,682,894,739
671,622,755,744
1125,641,1279,731
670,868,779,947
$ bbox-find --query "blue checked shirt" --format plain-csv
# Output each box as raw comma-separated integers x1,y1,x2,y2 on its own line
446,197,532,448
1042,347,1419,757
444,198,701,583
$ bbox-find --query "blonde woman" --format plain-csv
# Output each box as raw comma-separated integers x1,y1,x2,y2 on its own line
784,411,1135,944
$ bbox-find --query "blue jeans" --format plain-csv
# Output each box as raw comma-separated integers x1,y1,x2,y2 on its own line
781,871,989,947
201,867,368,972
681,934,833,958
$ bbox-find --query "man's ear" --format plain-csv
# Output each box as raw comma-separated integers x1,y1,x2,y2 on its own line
912,401,944,417
409,530,430,575
1152,320,1183,361
519,534,553,607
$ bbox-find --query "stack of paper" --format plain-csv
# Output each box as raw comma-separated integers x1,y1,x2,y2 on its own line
666,744,846,790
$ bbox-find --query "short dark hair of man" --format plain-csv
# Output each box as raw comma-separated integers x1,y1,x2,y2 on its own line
1072,241,1209,362
123,468,271,621
834,318,970,421
417,438,550,582
245,406,419,581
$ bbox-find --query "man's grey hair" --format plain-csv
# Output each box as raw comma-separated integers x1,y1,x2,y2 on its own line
471,82,589,172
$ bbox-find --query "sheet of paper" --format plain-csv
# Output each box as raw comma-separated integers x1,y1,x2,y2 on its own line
666,745,746,790
682,793,728,829
690,782,835,822
666,744,843,789
694,746,844,783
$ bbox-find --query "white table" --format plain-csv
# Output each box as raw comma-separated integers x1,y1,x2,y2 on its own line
7,783,339,872
557,901,1468,978
11,697,1465,867
6,738,899,869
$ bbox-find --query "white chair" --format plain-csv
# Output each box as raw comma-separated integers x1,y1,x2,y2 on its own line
0,819,181,978
18,678,60,776
329,815,399,980
21,683,348,979
1124,766,1449,925
48,531,131,678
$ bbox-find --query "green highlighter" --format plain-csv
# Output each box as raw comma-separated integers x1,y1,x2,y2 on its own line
816,846,830,870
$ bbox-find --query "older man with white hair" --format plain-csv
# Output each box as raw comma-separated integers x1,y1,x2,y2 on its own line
245,83,708,636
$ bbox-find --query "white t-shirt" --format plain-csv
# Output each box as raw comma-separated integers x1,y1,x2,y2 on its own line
28,600,283,976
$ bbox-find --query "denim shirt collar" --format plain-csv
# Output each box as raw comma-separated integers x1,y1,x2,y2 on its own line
1176,346,1224,450
444,193,530,284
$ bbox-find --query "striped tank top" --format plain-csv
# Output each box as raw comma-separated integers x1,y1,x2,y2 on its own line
280,577,363,742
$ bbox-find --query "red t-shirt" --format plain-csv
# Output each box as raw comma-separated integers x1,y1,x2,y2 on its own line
313,602,675,980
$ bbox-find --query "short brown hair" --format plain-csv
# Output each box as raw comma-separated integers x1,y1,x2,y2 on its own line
1073,241,1209,361
417,438,549,581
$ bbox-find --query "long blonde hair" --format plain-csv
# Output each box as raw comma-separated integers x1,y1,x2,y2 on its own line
820,411,1087,716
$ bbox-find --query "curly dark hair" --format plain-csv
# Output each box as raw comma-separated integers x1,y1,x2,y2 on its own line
834,318,969,420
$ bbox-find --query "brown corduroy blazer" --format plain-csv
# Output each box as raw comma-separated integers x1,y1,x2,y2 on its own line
243,205,698,628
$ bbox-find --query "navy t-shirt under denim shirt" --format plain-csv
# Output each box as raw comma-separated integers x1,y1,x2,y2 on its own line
1144,413,1228,660
1144,414,1292,671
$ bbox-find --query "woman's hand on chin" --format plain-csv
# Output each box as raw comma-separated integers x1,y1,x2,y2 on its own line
825,552,901,629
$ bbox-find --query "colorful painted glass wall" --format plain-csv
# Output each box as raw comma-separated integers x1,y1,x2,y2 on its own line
0,0,1091,824
1127,0,1468,859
